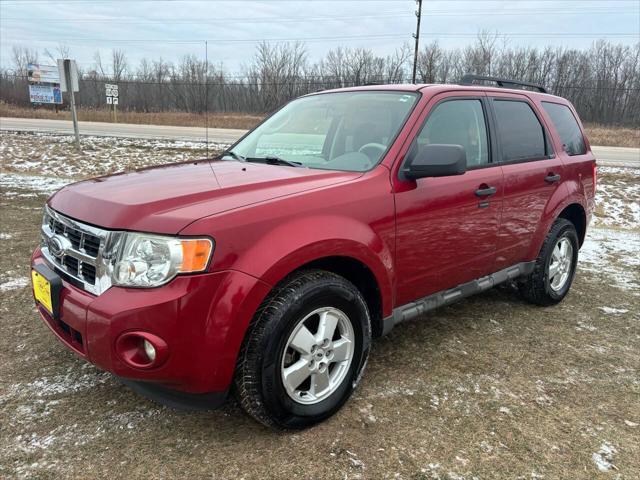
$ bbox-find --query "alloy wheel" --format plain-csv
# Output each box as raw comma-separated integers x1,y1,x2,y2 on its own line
281,307,354,405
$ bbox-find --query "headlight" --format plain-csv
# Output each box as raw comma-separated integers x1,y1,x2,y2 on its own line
106,232,213,287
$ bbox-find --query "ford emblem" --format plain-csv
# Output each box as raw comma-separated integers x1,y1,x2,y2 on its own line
49,235,71,258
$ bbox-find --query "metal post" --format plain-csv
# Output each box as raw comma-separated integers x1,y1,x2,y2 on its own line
64,59,80,150
412,0,423,84
205,40,209,159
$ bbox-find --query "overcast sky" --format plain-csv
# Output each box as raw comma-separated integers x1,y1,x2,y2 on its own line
1,0,638,73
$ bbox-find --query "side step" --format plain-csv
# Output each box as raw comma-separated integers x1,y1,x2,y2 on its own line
381,261,535,335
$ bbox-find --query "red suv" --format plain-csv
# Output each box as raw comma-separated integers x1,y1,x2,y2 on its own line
31,76,596,429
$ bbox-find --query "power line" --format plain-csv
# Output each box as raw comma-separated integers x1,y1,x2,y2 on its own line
2,8,637,23
2,33,636,46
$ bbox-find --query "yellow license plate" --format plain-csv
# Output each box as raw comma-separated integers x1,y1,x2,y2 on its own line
32,269,53,315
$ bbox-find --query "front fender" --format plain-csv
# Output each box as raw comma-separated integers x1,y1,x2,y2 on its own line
236,214,394,318
180,169,396,317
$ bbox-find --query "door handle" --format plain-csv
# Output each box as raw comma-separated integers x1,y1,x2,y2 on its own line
475,186,497,197
545,173,561,183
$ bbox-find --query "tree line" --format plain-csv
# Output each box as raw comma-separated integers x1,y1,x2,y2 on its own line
1,36,639,125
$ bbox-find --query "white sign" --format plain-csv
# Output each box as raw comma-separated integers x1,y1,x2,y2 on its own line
105,83,119,105
28,63,60,84
57,59,79,92
29,84,63,104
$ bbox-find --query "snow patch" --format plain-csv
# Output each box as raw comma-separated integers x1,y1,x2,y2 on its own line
599,306,629,315
576,322,597,332
579,228,640,293
592,442,617,472
0,172,73,194
0,276,29,291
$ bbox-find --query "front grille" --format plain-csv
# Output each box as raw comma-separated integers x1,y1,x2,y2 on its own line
41,206,108,295
48,216,101,257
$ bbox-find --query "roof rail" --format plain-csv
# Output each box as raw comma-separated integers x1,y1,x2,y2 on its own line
459,74,547,94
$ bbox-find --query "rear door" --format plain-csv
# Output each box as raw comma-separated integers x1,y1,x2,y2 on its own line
489,93,564,270
394,92,503,305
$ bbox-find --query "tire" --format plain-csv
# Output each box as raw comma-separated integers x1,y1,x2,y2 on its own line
234,269,372,429
519,218,579,306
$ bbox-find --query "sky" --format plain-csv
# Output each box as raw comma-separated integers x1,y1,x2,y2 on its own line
1,0,639,74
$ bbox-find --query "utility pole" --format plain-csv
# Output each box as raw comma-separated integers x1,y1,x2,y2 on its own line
205,40,209,160
412,0,423,84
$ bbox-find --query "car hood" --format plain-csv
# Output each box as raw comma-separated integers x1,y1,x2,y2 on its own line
49,160,361,233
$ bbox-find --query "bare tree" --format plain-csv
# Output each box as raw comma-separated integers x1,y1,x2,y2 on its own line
2,39,638,125
12,46,38,75
44,44,71,64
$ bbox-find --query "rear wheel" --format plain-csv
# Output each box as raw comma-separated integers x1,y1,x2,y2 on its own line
234,270,371,429
519,218,579,306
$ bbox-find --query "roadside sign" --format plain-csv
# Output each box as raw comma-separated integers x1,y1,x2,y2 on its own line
105,83,119,122
105,83,119,103
27,63,60,83
57,59,79,92
29,84,63,104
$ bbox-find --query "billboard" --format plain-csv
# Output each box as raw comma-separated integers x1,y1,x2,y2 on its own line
27,63,61,84
29,84,63,104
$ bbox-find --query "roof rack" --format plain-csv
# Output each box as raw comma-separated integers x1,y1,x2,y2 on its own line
459,74,547,94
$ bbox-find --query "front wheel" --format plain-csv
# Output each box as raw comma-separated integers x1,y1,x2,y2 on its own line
234,270,371,429
519,218,579,306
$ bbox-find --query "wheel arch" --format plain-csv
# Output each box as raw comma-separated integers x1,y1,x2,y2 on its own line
289,255,386,337
558,202,587,247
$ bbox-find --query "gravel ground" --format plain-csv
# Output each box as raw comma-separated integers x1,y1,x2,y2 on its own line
0,132,639,479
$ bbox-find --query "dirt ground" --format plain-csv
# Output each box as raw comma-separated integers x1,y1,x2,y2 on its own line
0,133,639,479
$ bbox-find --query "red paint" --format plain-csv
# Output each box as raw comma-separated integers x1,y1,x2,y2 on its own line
33,83,595,396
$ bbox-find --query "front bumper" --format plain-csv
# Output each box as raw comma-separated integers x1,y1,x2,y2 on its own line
31,247,272,397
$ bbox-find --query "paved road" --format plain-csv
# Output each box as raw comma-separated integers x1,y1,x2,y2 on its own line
0,117,245,145
2,117,638,167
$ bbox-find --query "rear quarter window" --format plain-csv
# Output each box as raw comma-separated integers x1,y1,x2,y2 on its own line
542,102,587,155
493,100,548,162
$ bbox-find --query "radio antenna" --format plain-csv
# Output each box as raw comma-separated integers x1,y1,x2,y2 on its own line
205,40,209,159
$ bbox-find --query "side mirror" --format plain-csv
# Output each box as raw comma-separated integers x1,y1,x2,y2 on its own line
402,144,467,180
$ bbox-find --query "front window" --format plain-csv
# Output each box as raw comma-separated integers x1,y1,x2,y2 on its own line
414,99,489,168
227,91,419,172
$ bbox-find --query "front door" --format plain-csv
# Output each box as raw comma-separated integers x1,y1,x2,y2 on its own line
394,94,503,306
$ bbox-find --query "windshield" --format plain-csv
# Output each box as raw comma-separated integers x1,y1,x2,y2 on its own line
226,91,419,172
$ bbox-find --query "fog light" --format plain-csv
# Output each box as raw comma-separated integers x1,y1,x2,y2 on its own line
115,331,168,369
143,339,156,362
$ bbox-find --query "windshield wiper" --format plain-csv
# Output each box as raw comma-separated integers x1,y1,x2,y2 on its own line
219,149,245,161
244,156,305,168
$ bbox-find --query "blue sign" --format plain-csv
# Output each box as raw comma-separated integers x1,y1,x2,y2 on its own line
29,84,63,104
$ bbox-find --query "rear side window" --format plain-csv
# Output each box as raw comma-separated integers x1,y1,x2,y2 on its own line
542,102,587,155
493,100,547,162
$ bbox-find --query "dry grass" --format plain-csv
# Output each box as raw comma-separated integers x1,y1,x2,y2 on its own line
2,103,638,148
0,102,263,130
584,123,640,148
1,186,638,479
